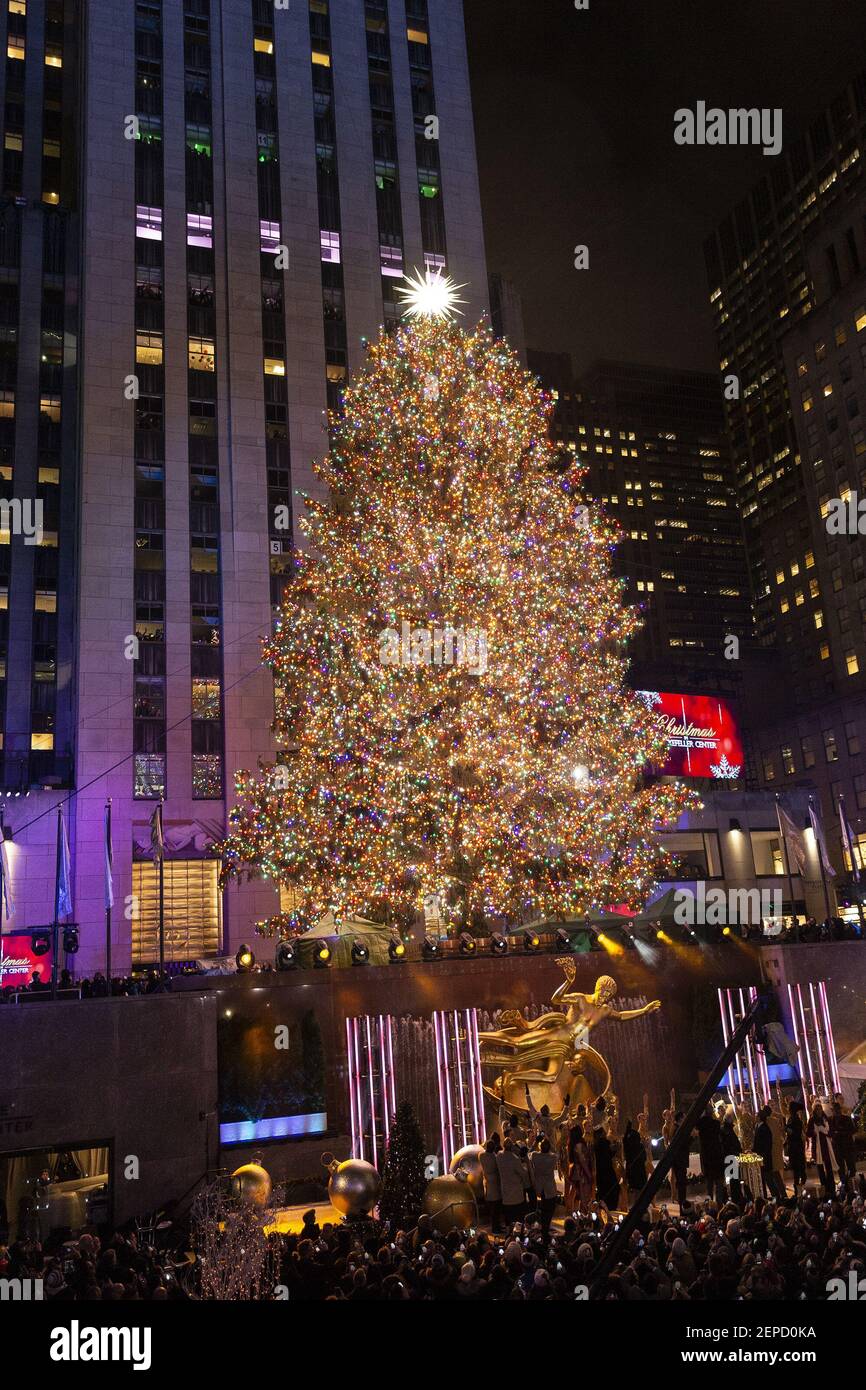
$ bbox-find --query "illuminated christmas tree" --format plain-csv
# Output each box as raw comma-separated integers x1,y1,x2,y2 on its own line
219,274,694,937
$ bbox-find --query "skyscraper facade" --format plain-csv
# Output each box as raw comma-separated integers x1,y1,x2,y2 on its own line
530,353,752,697
4,0,487,972
704,73,866,872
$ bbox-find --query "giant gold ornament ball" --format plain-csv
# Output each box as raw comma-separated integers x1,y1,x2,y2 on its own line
328,1159,382,1219
448,1144,485,1199
230,1163,272,1208
422,1175,476,1232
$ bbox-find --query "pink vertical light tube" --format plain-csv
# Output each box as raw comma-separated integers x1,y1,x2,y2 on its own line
470,1010,487,1139
796,984,816,1099
739,987,759,1112
453,1011,468,1150
725,989,745,1103
433,1012,449,1169
365,1014,378,1167
786,983,809,1109
819,981,841,1092
718,988,734,1097
809,983,829,1097
749,988,771,1105
464,1008,481,1142
378,1015,390,1155
352,1016,365,1160
385,1013,397,1117
434,1011,455,1167
346,1017,359,1159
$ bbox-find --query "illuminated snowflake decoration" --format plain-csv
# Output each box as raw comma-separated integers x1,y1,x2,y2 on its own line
636,690,662,710
710,754,741,780
397,267,467,321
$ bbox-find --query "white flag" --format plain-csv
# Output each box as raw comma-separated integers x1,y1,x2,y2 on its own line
778,805,807,876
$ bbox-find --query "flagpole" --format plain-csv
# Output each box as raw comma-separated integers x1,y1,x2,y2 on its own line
809,796,833,923
51,805,62,1000
105,798,112,984
774,794,799,938
158,797,165,980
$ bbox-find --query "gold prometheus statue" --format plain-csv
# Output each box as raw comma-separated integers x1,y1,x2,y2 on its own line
478,958,661,1117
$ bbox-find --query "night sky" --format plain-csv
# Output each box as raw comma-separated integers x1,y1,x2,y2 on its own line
464,0,866,373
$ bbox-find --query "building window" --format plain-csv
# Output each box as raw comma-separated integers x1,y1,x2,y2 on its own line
131,859,221,964
761,753,775,782
192,753,222,800
134,752,165,799
188,337,215,371
781,745,795,775
855,775,866,813
136,331,164,366
800,736,815,769
191,678,220,719
823,728,838,762
750,830,785,876
845,650,859,675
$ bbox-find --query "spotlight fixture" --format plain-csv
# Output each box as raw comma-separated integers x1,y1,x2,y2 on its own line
523,929,541,953
555,929,573,952
315,943,332,968
490,932,508,956
722,926,732,938
351,939,369,966
388,937,406,963
275,940,296,971
32,930,51,956
62,926,79,955
729,817,742,832
235,944,255,972
422,935,440,960
458,932,477,956
656,928,672,945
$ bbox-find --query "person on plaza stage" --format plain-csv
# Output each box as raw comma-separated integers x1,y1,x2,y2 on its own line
661,1087,677,1199
783,1097,807,1194
592,1125,620,1211
524,1083,568,1147
566,1121,595,1214
497,1102,531,1151
495,1139,528,1225
719,1105,742,1205
636,1093,653,1179
529,1139,560,1235
695,1103,726,1205
480,1139,502,1233
830,1100,856,1186
806,1101,839,1197
622,1120,648,1196
754,1105,786,1201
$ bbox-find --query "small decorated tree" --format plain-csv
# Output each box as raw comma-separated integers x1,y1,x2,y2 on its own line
378,1100,428,1228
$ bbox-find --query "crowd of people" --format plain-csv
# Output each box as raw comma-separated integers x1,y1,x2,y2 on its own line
0,969,175,1001
5,1170,864,1302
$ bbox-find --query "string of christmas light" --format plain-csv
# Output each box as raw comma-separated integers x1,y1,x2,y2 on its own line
218,314,697,938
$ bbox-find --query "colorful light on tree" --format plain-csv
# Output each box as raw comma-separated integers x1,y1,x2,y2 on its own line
218,312,695,936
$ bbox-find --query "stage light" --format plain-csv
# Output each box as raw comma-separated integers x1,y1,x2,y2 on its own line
422,935,440,960
388,937,406,963
275,940,296,971
235,944,255,972
555,929,573,952
62,926,79,954
32,930,50,956
729,817,742,832
459,932,477,956
351,939,369,966
315,943,331,968
523,930,541,953
597,932,623,957
656,929,672,945
490,932,508,956
722,926,732,937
